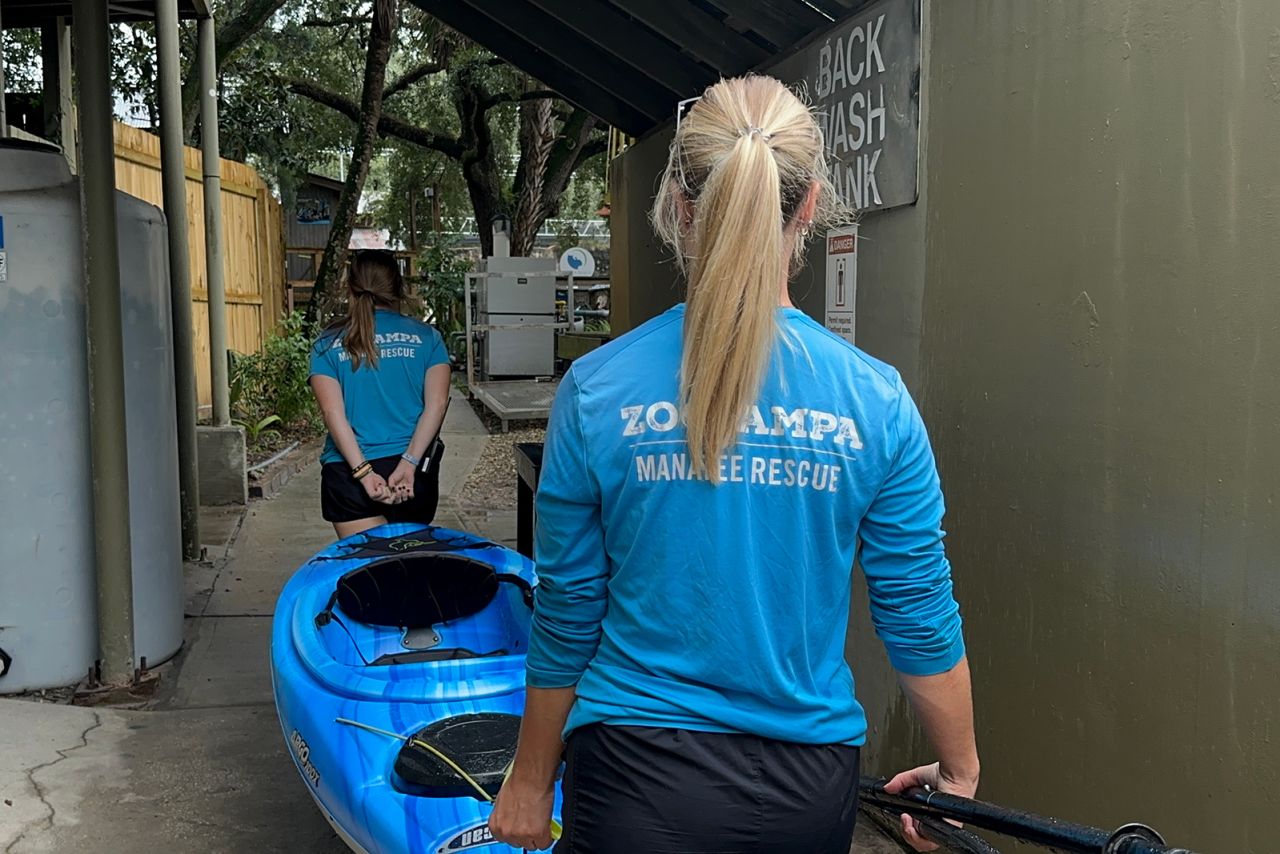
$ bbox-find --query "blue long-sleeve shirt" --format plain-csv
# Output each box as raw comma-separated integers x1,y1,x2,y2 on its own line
526,304,964,746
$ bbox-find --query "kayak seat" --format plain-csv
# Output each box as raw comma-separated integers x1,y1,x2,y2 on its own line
393,713,521,799
332,553,532,630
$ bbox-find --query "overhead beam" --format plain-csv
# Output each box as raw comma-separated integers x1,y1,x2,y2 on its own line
456,0,675,120
409,0,661,134
523,0,717,100
1,0,204,27
803,0,850,18
700,0,825,49
597,0,769,74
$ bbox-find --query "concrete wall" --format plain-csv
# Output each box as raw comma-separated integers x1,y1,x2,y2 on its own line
608,126,679,333
914,3,1280,850
609,1,1280,849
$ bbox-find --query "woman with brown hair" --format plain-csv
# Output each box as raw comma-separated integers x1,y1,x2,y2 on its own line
309,249,451,538
489,75,979,852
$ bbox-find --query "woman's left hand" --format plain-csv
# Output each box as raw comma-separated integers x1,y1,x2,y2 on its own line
387,459,416,502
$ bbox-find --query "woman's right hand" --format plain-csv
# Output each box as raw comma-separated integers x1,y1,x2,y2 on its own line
884,761,979,852
360,473,396,504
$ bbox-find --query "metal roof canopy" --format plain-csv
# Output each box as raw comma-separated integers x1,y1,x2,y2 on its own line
0,0,208,28
407,0,868,137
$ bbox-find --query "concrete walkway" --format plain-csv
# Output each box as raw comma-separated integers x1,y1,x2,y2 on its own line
0,388,903,853
0,391,497,854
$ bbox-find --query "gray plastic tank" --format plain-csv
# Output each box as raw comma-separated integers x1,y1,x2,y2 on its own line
0,139,183,692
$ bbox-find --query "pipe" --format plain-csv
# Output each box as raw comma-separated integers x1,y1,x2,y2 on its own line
156,0,202,558
73,0,137,686
858,779,1198,854
198,16,230,427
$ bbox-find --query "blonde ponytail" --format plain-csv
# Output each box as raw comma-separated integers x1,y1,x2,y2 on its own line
681,133,784,480
652,75,839,481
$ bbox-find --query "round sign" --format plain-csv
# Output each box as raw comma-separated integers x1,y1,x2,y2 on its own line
558,247,596,277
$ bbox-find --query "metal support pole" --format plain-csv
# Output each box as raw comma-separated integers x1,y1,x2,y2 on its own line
199,16,229,427
156,0,202,558
72,0,136,686
464,273,475,388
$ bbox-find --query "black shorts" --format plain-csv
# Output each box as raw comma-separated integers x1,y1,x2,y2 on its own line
556,724,860,854
319,453,440,525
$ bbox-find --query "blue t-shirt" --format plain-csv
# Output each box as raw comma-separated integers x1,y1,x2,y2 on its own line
309,310,450,465
526,304,964,747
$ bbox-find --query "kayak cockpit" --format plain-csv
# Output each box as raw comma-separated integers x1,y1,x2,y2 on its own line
290,546,536,702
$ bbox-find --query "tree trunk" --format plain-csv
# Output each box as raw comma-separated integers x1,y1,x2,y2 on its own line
465,177,498,259
510,98,555,257
307,0,398,321
453,64,503,258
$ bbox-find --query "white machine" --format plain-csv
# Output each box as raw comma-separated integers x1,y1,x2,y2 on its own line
474,255,558,378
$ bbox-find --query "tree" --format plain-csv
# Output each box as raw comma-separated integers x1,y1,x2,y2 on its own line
180,0,293,136
0,30,41,93
289,18,607,257
307,0,399,318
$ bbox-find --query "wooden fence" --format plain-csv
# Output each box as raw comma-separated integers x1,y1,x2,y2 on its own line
112,122,286,409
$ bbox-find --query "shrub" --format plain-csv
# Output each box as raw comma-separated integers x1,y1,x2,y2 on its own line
229,310,320,434
414,232,472,364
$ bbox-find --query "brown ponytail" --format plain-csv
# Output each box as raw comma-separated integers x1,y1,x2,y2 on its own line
652,75,838,480
338,249,409,371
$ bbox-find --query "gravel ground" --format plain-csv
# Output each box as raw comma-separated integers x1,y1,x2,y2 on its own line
455,396,546,511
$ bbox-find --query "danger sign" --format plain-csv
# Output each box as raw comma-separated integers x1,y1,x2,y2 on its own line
824,225,858,344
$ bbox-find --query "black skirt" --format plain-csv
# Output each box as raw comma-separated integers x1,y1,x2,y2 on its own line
320,453,441,524
556,724,860,854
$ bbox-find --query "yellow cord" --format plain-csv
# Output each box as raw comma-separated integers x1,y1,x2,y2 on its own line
335,717,562,841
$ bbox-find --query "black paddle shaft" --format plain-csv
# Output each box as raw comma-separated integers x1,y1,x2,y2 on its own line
857,777,1199,854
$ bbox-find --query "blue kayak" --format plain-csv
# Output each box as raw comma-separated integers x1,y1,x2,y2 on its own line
271,523,564,854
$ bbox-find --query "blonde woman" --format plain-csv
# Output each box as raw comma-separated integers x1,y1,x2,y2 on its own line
491,76,979,853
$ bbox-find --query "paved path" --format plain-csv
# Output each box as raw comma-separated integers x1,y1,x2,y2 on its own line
0,388,903,853
0,391,502,854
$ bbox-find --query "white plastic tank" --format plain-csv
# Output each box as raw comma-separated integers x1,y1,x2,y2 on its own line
0,139,183,692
